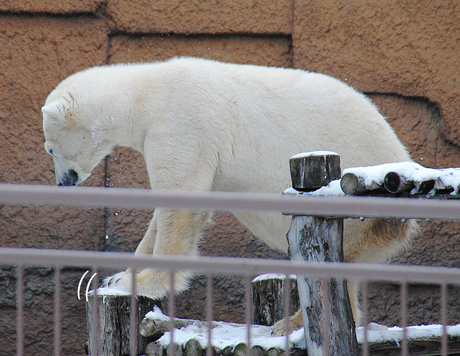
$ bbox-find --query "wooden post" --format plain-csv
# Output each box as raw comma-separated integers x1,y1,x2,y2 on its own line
287,152,358,356
86,293,161,355
252,274,299,326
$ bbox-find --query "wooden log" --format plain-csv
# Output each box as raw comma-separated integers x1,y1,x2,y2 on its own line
434,177,455,192
140,311,244,338
251,345,267,356
222,345,234,356
233,342,247,356
252,274,299,326
146,340,164,356
288,152,358,356
383,172,415,194
340,172,368,195
86,293,161,356
171,342,183,356
340,172,385,195
140,313,211,339
289,151,341,191
265,348,282,356
414,179,435,194
184,339,203,356
232,343,268,356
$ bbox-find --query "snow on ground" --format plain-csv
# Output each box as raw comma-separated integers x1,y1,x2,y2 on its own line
356,323,460,344
146,306,307,350
145,306,460,350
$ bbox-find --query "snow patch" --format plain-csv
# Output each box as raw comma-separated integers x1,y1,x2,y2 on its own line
145,305,171,323
252,273,297,283
356,323,460,343
283,179,344,196
89,287,131,296
157,321,306,350
290,151,339,160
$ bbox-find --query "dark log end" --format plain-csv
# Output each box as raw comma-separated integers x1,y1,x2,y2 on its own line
384,172,402,193
289,152,341,191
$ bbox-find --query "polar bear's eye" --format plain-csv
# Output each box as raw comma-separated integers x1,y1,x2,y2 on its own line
49,149,54,155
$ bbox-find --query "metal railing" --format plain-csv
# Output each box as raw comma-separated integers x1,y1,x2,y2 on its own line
1,184,460,356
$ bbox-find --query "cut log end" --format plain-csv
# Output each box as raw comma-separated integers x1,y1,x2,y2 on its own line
289,152,341,191
340,172,366,195
384,172,415,194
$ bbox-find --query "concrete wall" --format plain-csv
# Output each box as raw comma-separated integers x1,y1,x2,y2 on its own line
1,1,460,354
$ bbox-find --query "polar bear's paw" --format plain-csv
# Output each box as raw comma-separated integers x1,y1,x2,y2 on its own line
102,271,134,294
102,268,190,300
271,309,304,336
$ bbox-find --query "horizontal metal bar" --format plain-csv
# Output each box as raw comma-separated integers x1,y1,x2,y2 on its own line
1,184,460,220
1,247,459,285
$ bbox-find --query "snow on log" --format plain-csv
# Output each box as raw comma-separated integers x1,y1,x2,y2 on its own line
341,162,460,196
140,307,228,339
141,306,308,355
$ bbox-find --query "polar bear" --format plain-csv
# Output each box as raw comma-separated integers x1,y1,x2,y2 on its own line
42,57,417,332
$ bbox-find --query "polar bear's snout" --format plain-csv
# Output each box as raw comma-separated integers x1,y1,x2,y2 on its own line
58,169,79,186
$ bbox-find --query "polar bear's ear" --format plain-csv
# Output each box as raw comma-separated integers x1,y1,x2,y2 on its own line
42,101,63,121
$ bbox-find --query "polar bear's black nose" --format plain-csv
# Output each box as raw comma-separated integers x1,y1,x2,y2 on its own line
59,169,79,186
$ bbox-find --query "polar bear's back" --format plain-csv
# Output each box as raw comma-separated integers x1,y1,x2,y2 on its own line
49,57,410,194
149,58,409,189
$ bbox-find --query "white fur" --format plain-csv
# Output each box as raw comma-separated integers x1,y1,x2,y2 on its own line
43,57,415,324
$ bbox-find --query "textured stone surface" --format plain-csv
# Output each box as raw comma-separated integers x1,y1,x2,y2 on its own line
359,94,460,327
105,0,292,34
0,266,91,356
293,1,460,146
0,0,102,13
109,34,292,67
0,15,108,356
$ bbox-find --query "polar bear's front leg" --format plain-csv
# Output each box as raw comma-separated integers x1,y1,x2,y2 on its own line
104,208,211,299
134,214,158,255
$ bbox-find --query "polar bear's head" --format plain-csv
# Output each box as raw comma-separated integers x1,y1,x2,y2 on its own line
42,97,114,186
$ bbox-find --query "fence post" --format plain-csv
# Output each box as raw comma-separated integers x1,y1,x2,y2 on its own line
287,152,358,356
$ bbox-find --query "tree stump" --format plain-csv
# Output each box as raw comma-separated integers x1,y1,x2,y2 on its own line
252,274,299,326
86,292,161,356
287,152,358,356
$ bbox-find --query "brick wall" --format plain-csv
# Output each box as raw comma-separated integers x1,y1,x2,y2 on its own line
1,1,460,355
